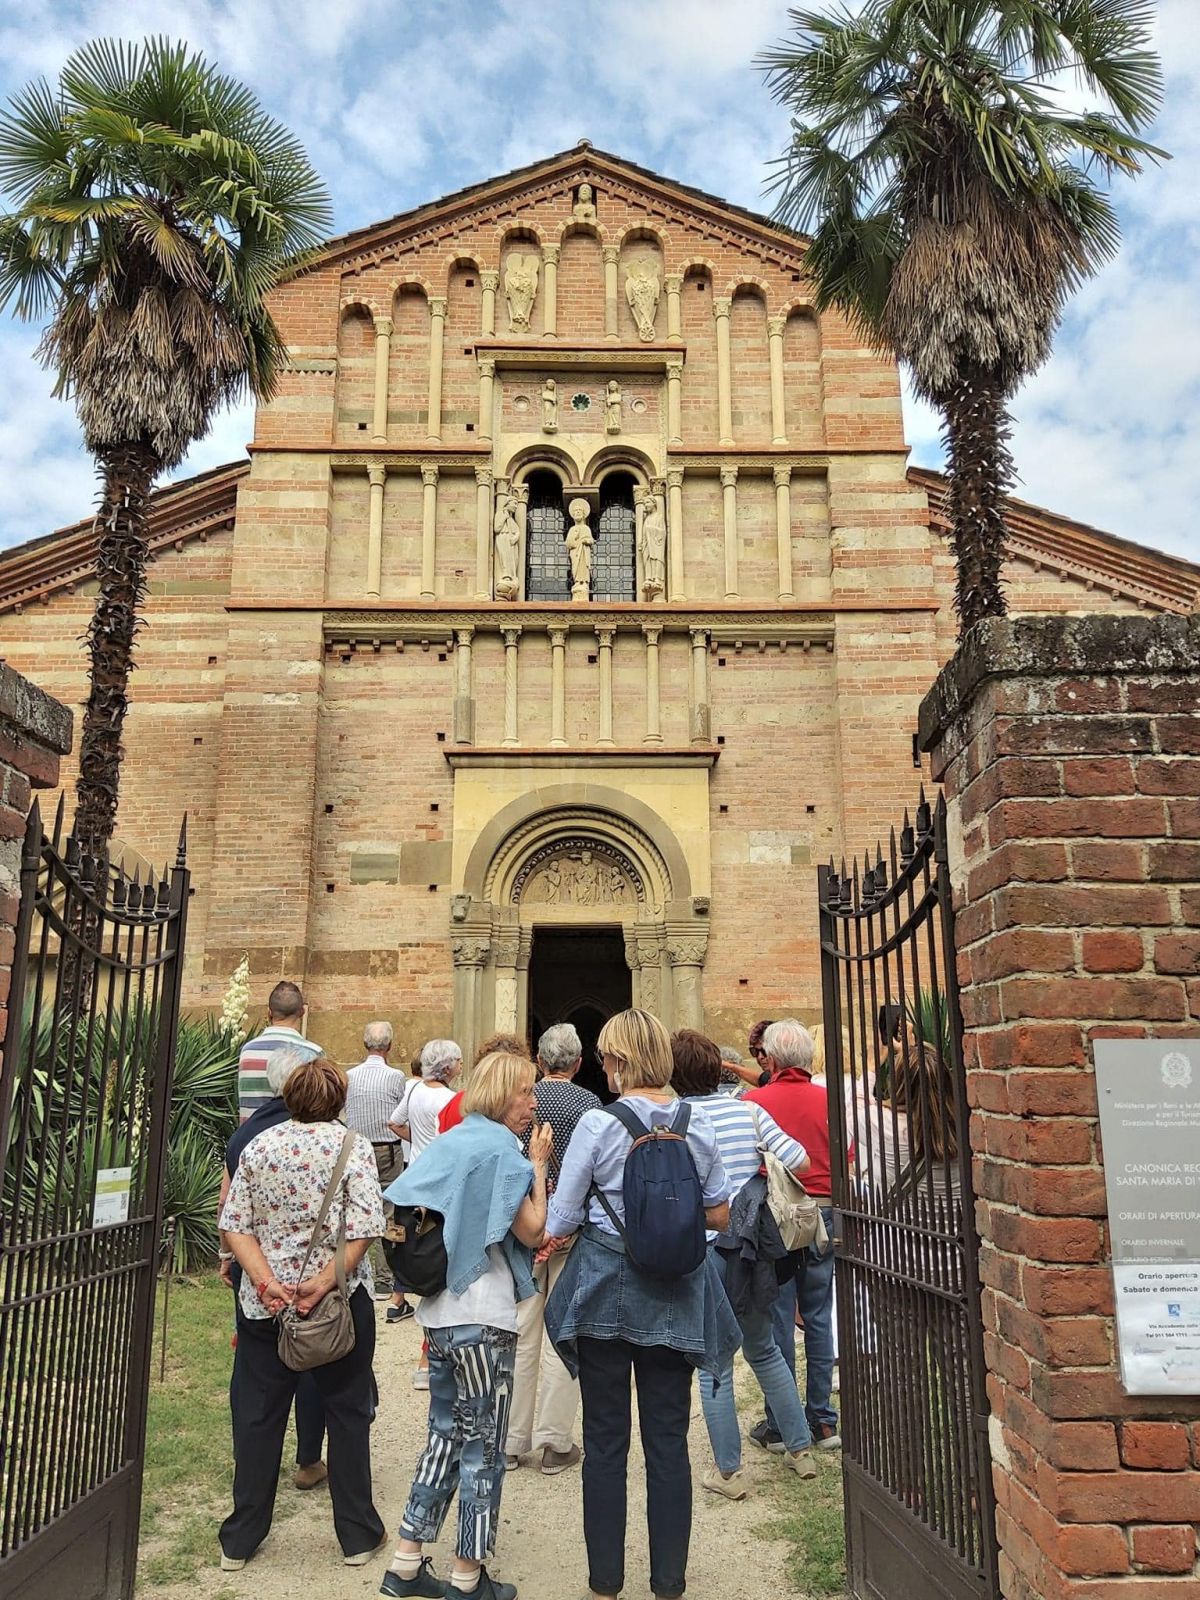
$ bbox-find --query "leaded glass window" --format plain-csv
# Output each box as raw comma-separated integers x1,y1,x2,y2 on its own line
594,473,637,602
524,470,569,599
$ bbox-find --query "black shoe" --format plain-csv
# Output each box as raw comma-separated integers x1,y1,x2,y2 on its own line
386,1302,416,1324
749,1419,785,1454
380,1558,448,1598
449,1568,517,1600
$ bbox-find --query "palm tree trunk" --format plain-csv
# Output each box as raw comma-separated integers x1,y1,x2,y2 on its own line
940,367,1012,638
74,441,159,857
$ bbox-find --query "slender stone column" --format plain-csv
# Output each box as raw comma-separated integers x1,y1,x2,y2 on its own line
666,467,685,602
668,938,706,1029
515,483,529,602
366,465,386,599
426,296,447,443
542,245,560,338
665,356,683,447
501,626,521,746
451,936,490,1074
603,246,620,340
713,297,734,445
549,624,568,747
453,627,474,745
689,627,710,744
774,464,795,600
643,624,663,745
478,355,496,442
596,626,615,746
767,314,788,445
664,273,682,342
480,270,499,337
720,464,739,598
371,315,392,443
420,465,439,599
474,465,493,599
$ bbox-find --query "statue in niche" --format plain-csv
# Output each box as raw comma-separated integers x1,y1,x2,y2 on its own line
637,486,666,600
493,484,522,600
604,379,622,434
624,259,661,341
504,251,539,333
573,182,598,224
566,498,594,600
541,377,558,434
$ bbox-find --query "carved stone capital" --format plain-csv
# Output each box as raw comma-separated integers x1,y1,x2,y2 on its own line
481,270,500,291
452,935,491,967
428,296,448,319
636,937,662,967
479,355,497,378
548,623,570,649
421,465,440,488
542,244,561,266
595,625,616,648
624,936,641,972
650,476,667,497
667,936,707,967
514,483,530,505
712,296,732,320
773,463,793,487
663,274,683,295
494,933,521,967
666,467,685,489
767,314,787,339
602,245,621,266
689,626,709,649
719,465,739,488
665,356,684,379
373,315,393,337
455,627,475,648
367,465,387,488
501,625,523,648
642,624,663,647
475,464,494,487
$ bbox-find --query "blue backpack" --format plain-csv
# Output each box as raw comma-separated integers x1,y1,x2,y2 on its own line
591,1101,707,1280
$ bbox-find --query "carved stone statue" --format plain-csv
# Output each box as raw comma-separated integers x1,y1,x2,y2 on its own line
541,378,558,434
624,259,661,341
521,845,637,906
604,379,622,435
573,182,597,224
573,850,599,904
493,485,521,601
566,498,594,600
637,486,666,600
504,251,539,333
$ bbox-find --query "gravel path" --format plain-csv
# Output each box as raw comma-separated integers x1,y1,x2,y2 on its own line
182,1305,804,1600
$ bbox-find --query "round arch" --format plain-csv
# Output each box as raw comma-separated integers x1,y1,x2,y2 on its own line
504,442,584,486
584,444,657,485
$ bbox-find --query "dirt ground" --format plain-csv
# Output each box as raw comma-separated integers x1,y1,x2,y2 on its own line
176,1303,806,1600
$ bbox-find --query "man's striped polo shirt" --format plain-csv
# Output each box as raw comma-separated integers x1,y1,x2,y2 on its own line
237,1025,323,1122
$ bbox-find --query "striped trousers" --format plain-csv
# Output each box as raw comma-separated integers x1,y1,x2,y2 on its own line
399,1323,517,1561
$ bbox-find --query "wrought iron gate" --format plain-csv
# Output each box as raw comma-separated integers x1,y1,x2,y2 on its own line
818,793,999,1600
0,801,189,1600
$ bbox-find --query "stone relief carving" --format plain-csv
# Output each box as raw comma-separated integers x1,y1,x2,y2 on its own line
504,251,539,333
604,379,622,434
667,938,708,966
566,498,594,599
493,483,522,601
541,377,558,434
573,182,598,224
450,892,471,923
512,839,645,906
624,260,661,341
452,936,491,966
636,486,666,600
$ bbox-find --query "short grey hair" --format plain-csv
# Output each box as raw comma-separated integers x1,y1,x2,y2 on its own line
762,1019,815,1073
266,1044,317,1096
420,1038,462,1082
538,1023,582,1074
363,1020,393,1053
719,1045,743,1066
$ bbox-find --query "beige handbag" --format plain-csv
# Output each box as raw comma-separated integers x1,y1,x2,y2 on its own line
751,1107,829,1253
276,1130,357,1372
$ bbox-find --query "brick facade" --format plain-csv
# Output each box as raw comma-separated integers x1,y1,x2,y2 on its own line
920,615,1200,1597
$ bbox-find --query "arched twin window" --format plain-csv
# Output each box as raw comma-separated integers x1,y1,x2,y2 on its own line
522,469,637,602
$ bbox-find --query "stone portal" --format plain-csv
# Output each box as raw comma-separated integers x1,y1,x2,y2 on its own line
527,927,631,1099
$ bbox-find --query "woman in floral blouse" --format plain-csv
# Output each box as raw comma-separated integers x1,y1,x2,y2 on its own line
219,1054,386,1571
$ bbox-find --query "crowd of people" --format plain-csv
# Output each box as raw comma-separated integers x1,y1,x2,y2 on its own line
216,980,845,1600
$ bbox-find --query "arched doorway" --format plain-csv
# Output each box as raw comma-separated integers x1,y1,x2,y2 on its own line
527,928,629,1100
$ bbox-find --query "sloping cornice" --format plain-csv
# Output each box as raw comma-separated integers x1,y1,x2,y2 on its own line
910,465,1200,615
0,458,247,615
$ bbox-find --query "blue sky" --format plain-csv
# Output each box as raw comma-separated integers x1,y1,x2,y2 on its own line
0,0,1196,563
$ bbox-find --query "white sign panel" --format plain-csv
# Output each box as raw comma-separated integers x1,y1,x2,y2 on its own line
1113,1264,1200,1395
92,1165,132,1229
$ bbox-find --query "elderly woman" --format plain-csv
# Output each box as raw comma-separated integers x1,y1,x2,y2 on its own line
218,1056,385,1571
544,1009,738,1600
381,1052,553,1600
390,1038,463,1160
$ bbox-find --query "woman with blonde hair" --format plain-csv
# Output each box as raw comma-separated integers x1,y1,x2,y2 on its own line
381,1052,553,1600
544,1009,738,1600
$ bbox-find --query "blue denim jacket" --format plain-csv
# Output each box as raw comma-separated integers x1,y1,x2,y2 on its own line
545,1225,742,1379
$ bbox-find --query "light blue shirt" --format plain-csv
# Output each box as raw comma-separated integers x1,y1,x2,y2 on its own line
546,1095,732,1238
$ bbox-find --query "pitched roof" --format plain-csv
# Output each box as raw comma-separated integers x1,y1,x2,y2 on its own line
0,458,246,614
910,466,1200,615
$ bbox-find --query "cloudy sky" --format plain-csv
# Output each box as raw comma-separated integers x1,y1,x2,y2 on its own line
0,0,1195,562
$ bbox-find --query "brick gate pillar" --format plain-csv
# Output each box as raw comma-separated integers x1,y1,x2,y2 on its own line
0,663,73,1053
919,615,1200,1598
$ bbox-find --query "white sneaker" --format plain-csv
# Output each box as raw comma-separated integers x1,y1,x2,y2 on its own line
701,1466,747,1500
219,1553,246,1571
412,1366,430,1391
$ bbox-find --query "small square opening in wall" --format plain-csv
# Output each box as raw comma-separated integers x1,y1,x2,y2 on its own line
436,731,446,742
207,655,218,665
806,804,815,814
325,804,334,814
357,421,367,431
325,882,335,893
341,653,352,663
465,278,475,288
719,804,728,814
464,347,473,356
430,802,439,813
716,735,725,746
738,977,748,987
428,884,438,893
587,653,597,665
696,281,706,291
438,652,447,662
193,736,203,745
466,422,475,432
717,657,727,667
792,272,802,282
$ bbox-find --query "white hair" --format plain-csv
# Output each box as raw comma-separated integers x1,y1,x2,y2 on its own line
538,1023,582,1074
266,1044,318,1096
420,1038,462,1082
719,1045,743,1065
363,1020,393,1053
762,1020,815,1073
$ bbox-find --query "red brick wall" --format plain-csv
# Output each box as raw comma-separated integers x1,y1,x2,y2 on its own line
920,614,1200,1598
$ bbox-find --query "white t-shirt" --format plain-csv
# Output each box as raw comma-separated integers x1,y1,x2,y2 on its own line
417,1244,518,1333
391,1079,455,1161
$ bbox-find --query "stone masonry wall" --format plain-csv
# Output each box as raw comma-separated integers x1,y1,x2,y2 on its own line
920,614,1200,1598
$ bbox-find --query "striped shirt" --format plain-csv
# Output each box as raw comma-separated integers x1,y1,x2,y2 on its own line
682,1092,808,1239
237,1026,323,1122
345,1055,409,1144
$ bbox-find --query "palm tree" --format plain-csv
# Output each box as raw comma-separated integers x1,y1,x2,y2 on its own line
0,38,330,854
759,0,1164,636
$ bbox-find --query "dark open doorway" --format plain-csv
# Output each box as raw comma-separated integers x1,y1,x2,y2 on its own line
527,927,631,1101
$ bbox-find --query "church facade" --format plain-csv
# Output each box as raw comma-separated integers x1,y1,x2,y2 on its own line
2,145,1197,1071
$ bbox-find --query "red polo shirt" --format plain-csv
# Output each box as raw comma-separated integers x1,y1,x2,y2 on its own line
745,1068,846,1199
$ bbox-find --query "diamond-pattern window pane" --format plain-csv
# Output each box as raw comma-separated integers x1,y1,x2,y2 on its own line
594,474,636,602
524,471,569,600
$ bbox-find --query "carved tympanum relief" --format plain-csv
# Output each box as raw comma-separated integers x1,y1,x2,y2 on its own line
512,840,645,907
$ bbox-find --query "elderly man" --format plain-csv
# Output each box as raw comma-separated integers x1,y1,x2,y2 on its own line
236,980,322,1122
507,1022,600,1476
745,1019,842,1454
347,1021,412,1324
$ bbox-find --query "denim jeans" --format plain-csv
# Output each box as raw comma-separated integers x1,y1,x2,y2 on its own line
700,1249,812,1470
766,1205,838,1435
400,1323,517,1562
